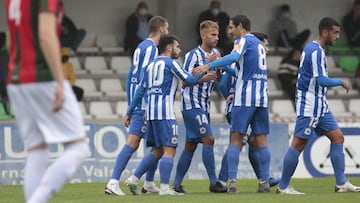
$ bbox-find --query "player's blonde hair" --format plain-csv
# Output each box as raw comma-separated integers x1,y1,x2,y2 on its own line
199,20,219,34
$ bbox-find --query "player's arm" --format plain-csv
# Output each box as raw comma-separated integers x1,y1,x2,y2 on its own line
192,52,241,76
38,12,65,112
126,85,146,117
218,72,230,99
317,76,351,92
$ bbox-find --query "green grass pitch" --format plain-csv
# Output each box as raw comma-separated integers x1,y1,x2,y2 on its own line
0,177,359,203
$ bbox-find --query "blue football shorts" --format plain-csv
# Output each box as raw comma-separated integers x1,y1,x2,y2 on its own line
182,108,213,143
146,119,178,148
294,111,339,140
230,106,269,135
128,109,147,138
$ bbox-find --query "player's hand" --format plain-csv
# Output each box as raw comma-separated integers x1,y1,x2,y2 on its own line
342,80,351,93
52,82,64,112
201,72,218,82
192,64,210,76
206,53,221,62
124,115,131,127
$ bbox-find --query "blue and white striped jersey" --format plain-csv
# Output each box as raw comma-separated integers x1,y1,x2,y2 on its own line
140,56,199,120
181,46,219,112
296,41,329,117
126,38,158,110
232,34,268,108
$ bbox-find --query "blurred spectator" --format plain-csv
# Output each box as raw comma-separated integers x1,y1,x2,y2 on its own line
277,48,302,105
197,0,232,55
269,4,310,50
62,47,84,101
342,0,360,47
61,14,87,53
0,32,11,116
124,1,153,55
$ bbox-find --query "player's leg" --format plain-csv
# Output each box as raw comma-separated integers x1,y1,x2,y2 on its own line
227,107,253,193
157,120,183,195
218,112,231,186
172,142,197,193
125,121,163,195
28,139,89,203
277,116,311,195
321,112,360,192
106,110,146,196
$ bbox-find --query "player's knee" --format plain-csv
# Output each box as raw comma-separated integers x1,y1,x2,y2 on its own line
202,136,214,146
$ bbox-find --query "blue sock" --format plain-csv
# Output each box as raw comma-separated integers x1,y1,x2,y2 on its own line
111,144,135,179
330,143,346,185
218,149,228,182
248,145,260,180
173,151,193,186
227,145,241,180
202,145,217,185
145,158,159,182
279,147,300,189
159,156,173,184
134,153,158,179
258,146,271,182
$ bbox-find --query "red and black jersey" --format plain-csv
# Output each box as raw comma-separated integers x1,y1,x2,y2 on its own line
6,0,63,84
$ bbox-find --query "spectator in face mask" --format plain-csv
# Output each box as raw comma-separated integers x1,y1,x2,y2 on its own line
197,0,232,55
269,4,310,50
124,1,154,56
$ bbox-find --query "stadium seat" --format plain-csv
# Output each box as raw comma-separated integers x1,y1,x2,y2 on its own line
110,56,132,75
327,99,352,117
115,101,128,118
69,56,87,75
327,37,351,54
97,34,124,55
78,102,92,120
89,101,119,120
77,33,99,54
75,78,103,98
338,55,359,73
267,78,285,98
266,55,282,74
99,78,126,98
349,98,360,116
84,56,112,74
271,99,295,117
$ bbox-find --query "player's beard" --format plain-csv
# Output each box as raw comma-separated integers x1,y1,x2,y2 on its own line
325,36,334,46
171,49,179,59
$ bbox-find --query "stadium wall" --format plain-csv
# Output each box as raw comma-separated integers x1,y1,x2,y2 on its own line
1,123,359,185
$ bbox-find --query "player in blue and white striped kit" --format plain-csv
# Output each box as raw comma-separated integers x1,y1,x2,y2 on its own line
171,20,227,194
218,32,280,190
193,15,271,193
105,16,169,196
125,35,204,195
277,17,360,195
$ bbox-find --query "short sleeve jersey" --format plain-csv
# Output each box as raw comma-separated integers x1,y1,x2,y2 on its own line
6,0,63,84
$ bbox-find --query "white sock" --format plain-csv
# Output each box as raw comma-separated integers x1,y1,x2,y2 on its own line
144,181,155,188
160,183,169,192
24,148,49,201
108,179,119,185
28,142,89,203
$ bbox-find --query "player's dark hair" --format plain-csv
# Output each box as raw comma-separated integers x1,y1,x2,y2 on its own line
318,17,340,35
158,35,180,53
149,16,168,33
231,15,251,31
251,32,268,42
